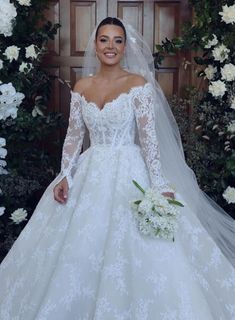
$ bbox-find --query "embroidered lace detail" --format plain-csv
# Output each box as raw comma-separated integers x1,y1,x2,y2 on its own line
59,83,173,192
131,83,173,192
59,92,86,187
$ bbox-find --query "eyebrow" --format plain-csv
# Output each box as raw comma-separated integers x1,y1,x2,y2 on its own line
98,35,124,39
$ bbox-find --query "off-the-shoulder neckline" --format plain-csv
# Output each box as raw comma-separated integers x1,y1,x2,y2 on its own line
71,82,152,112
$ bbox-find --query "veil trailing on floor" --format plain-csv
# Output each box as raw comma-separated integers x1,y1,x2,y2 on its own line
81,18,235,267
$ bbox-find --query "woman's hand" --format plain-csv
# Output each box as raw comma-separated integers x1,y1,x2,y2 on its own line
53,177,69,204
162,191,175,199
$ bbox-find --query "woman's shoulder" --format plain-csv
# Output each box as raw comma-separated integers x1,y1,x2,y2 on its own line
124,72,147,88
73,76,94,94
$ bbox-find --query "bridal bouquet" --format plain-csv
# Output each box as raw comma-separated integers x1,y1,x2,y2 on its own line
131,180,184,241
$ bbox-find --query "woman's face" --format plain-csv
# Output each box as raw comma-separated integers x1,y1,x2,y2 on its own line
95,24,126,66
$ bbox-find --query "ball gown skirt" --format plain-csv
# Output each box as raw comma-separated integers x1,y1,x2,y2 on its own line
0,83,234,320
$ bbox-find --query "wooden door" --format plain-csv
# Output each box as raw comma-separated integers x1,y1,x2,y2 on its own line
43,0,191,143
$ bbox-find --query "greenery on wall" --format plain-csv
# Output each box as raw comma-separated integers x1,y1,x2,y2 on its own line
156,0,235,217
0,0,62,261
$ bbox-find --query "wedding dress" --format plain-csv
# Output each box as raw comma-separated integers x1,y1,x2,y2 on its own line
0,81,235,320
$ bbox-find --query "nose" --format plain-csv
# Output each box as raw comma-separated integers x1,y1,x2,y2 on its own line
107,40,114,49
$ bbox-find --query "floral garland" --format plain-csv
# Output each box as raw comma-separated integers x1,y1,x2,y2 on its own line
0,0,60,230
155,1,235,211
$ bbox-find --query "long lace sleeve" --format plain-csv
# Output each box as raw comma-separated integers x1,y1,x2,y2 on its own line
59,92,86,188
132,83,174,193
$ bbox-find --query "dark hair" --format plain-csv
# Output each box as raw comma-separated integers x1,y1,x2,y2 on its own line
95,17,127,43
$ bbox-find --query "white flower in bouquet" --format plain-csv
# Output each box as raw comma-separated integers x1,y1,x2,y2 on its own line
131,180,184,241
0,207,5,216
0,60,3,70
17,0,31,6
10,208,28,224
209,80,227,97
4,45,20,62
221,63,235,82
212,44,230,62
204,34,218,49
25,44,39,59
0,0,17,37
223,186,235,204
0,83,25,120
19,62,33,73
219,4,235,25
204,65,217,80
231,97,235,110
227,120,235,133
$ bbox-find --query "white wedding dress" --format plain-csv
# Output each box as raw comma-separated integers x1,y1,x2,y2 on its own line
0,82,235,320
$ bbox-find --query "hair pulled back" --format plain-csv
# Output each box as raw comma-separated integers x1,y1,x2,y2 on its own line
95,17,127,42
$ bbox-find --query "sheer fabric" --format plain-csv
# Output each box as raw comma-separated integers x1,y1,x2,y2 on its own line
59,92,86,188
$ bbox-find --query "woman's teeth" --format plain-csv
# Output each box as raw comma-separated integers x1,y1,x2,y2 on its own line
104,53,116,57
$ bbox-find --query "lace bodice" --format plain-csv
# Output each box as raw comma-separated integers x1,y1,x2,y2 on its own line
59,82,173,193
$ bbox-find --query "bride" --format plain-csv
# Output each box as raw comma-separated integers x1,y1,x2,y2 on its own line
0,17,235,320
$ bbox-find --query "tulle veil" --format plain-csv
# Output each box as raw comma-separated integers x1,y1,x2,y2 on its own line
81,18,235,267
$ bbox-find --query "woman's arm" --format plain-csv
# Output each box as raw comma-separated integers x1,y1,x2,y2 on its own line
58,84,86,188
132,82,175,198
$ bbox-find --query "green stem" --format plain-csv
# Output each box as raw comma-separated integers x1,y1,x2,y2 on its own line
132,179,145,194
167,199,184,207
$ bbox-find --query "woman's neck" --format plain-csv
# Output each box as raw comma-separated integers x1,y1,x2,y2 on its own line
96,64,125,81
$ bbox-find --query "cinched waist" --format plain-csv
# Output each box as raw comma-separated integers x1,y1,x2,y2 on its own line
89,142,139,150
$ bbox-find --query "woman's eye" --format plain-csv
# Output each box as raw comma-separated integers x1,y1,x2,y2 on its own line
115,39,123,44
100,38,107,42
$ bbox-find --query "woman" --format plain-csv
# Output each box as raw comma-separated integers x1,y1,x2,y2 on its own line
0,17,235,320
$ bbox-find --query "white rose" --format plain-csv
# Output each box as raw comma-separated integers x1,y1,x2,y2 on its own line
219,4,235,25
0,160,7,168
0,138,6,147
221,63,235,82
0,147,7,158
9,208,28,224
0,82,24,120
212,44,230,62
204,65,217,80
223,186,235,204
204,34,218,49
0,59,3,70
25,44,39,59
19,62,32,73
0,207,5,216
0,0,17,37
230,97,235,110
227,120,235,133
4,45,20,62
17,0,31,6
209,80,227,97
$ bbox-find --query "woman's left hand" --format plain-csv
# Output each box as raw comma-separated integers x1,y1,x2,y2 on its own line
162,191,175,199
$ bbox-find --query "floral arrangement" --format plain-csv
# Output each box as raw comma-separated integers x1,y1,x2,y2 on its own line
155,0,235,216
131,180,184,241
0,0,61,261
